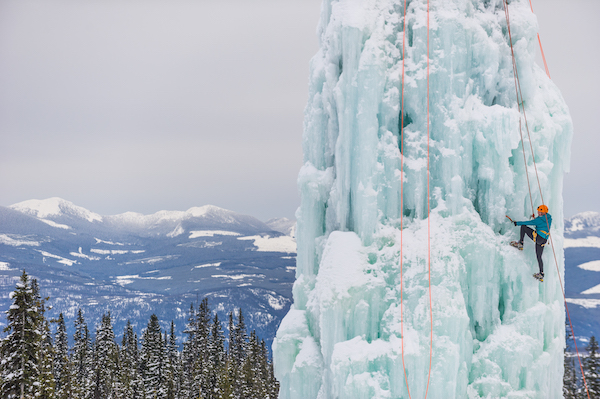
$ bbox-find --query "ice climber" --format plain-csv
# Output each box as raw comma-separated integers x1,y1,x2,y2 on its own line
509,205,552,282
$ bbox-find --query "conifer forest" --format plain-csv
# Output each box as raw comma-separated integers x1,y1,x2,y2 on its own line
0,271,279,399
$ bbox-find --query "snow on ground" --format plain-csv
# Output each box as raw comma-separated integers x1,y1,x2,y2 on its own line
94,238,125,246
123,255,179,265
40,219,70,229
167,225,184,238
238,235,297,253
193,262,221,269
189,230,241,238
114,274,172,286
212,274,265,280
0,262,13,271
38,250,76,266
577,260,600,272
0,234,40,247
11,197,102,222
582,285,600,295
566,298,600,309
564,236,600,248
90,249,145,255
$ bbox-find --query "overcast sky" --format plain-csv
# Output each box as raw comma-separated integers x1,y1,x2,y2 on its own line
0,0,597,221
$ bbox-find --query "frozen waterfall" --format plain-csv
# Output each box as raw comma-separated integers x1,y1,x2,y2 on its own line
273,0,572,398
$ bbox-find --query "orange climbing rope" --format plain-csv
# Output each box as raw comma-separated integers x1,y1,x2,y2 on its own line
503,1,590,398
399,0,410,394
399,0,434,398
527,0,551,79
425,0,433,397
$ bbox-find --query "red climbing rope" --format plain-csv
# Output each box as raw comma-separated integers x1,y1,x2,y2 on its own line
399,1,434,398
503,1,590,398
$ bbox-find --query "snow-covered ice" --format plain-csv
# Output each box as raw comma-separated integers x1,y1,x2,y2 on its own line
273,0,572,398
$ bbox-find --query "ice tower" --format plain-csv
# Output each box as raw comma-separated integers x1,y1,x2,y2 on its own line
273,0,572,398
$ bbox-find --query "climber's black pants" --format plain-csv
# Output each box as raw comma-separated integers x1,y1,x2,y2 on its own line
519,226,547,274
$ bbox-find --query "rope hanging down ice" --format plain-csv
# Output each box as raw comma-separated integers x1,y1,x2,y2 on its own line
399,0,433,398
503,1,590,397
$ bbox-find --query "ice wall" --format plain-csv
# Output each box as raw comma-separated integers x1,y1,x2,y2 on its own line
273,0,572,398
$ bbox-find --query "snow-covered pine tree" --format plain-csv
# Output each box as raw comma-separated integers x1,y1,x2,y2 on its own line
230,309,247,367
180,304,196,399
194,298,211,398
120,320,142,399
205,313,225,399
240,331,264,399
164,321,179,399
0,270,42,398
54,313,74,399
31,278,56,399
71,309,92,399
140,314,166,399
90,313,120,399
584,336,600,398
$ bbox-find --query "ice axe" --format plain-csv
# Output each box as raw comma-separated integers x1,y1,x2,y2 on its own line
506,215,515,225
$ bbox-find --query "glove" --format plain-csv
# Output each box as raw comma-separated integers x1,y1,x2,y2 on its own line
514,221,517,226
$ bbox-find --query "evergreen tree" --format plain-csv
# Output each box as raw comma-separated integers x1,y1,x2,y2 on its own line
71,309,92,399
194,298,211,398
164,321,179,399
584,336,600,398
140,314,166,399
204,313,225,399
563,324,579,399
54,313,74,399
90,313,120,399
0,271,43,398
120,320,142,399
180,304,196,399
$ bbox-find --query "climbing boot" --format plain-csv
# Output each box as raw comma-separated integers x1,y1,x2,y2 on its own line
510,241,523,250
533,273,544,282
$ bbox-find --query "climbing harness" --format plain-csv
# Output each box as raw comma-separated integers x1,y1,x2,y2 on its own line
399,0,433,398
503,0,590,397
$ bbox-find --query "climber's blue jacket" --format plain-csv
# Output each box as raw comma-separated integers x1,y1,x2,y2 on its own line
516,214,552,239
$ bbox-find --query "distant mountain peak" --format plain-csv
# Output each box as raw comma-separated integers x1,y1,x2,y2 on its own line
187,205,234,219
266,217,296,237
565,211,600,237
9,197,103,223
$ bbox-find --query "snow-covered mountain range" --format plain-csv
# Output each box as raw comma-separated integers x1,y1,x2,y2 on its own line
0,197,296,345
0,198,597,350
